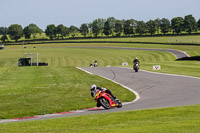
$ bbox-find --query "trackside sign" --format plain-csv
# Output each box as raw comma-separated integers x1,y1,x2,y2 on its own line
122,62,128,66
153,65,161,70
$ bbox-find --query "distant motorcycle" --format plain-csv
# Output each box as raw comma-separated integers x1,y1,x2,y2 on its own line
133,62,140,72
94,90,122,109
94,62,98,67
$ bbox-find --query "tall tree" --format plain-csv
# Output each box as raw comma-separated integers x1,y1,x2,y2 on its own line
69,25,79,38
0,27,8,35
129,19,137,34
0,27,8,42
107,17,116,36
171,17,184,34
124,20,134,35
1,35,8,43
28,24,43,39
154,18,160,34
45,24,56,40
23,26,31,39
184,14,197,33
91,20,100,37
160,18,170,34
96,18,106,36
121,19,126,34
57,24,68,39
146,20,156,35
114,20,123,36
23,24,43,39
198,19,200,30
103,21,111,36
8,24,23,42
79,23,88,37
136,21,147,35
88,23,93,37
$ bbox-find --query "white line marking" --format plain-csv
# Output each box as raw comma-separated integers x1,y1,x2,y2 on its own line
77,67,93,75
75,110,87,113
0,119,18,123
176,49,190,57
76,67,140,105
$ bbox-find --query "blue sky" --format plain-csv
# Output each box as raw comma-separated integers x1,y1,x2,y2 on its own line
1,0,200,30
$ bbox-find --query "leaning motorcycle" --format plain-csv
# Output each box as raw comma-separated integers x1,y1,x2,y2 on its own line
94,90,122,109
133,62,140,72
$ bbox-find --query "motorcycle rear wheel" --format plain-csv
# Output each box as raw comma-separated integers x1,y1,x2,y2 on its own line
99,98,110,109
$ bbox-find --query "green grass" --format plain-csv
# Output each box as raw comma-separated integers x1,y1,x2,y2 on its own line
1,104,200,133
1,47,148,119
4,43,200,76
0,44,200,119
23,35,199,44
0,46,178,119
75,35,200,44
0,40,200,132
2,46,176,67
7,40,200,56
0,66,134,119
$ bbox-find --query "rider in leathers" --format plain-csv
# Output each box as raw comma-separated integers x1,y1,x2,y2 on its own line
90,84,117,107
133,57,140,68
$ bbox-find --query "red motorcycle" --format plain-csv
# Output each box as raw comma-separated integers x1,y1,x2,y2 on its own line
94,90,122,109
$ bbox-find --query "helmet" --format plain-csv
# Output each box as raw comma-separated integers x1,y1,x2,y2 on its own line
135,57,138,59
90,84,96,91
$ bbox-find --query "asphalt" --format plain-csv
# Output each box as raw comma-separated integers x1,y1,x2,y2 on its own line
1,47,199,123
81,67,200,111
68,46,189,59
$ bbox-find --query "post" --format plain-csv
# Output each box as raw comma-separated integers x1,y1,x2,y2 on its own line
36,53,38,66
31,53,32,66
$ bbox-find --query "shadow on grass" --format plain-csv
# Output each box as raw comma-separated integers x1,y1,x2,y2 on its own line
176,56,200,61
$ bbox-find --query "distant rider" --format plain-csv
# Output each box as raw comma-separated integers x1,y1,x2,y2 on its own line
90,84,117,107
133,57,140,67
94,60,98,67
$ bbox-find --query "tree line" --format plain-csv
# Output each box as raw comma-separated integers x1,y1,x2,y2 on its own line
1,14,200,42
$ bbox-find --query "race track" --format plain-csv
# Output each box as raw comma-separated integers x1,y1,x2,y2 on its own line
80,67,200,111
68,46,189,59
1,47,199,123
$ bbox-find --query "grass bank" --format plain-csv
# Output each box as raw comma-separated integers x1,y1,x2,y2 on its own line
0,43,200,119
67,35,200,44
3,34,200,44
0,66,134,119
1,104,200,133
5,43,200,77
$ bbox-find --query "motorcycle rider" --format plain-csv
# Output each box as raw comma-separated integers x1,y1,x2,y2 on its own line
90,84,117,107
133,57,140,68
94,60,98,67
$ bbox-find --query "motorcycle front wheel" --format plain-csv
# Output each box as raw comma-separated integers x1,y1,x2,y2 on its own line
99,98,110,109
116,99,122,108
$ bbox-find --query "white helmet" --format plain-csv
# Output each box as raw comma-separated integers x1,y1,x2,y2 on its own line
90,84,96,91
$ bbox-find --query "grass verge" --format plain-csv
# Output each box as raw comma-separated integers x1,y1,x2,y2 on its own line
0,43,200,119
0,66,134,119
0,104,200,133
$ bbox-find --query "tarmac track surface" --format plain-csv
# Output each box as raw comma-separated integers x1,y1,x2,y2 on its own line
68,46,189,59
80,67,200,110
1,47,199,123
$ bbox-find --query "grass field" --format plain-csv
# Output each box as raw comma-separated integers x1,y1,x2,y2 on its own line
0,38,200,132
52,35,200,44
2,35,200,46
6,43,200,77
1,44,200,119
0,66,134,119
1,104,200,133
